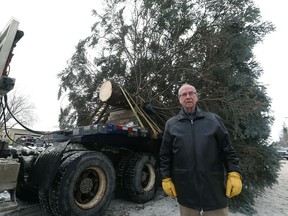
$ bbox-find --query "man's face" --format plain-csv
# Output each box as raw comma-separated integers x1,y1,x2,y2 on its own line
178,85,198,113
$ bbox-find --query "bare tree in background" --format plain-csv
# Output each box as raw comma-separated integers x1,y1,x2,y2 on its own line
0,90,36,131
274,124,288,148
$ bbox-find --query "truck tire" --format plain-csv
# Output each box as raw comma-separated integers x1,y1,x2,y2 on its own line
123,153,158,203
38,150,81,213
38,188,51,214
115,154,132,199
38,151,89,215
38,150,81,214
48,151,115,216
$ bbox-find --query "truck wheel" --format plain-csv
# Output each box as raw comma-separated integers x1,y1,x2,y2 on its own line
48,151,115,216
38,150,80,214
38,151,89,215
123,153,158,203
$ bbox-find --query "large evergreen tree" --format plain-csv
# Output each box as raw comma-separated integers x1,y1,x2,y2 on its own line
57,0,280,214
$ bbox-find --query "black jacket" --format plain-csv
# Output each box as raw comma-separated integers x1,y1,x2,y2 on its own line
160,107,241,211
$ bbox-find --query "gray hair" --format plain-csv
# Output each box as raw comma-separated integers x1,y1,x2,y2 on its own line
178,84,197,96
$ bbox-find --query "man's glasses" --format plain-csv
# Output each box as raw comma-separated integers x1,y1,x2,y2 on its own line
179,91,196,97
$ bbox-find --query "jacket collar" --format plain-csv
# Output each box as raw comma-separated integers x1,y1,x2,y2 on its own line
178,106,205,120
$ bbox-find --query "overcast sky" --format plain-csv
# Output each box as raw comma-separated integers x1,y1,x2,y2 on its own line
1,0,287,141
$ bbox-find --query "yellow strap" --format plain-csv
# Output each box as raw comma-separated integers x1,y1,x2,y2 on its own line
119,87,161,136
119,86,145,129
125,89,161,135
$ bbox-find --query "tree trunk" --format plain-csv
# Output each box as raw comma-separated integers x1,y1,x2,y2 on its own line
99,80,130,108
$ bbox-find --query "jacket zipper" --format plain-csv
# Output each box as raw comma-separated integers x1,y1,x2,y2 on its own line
191,118,203,210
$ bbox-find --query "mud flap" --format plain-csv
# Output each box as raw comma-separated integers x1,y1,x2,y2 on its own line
27,140,70,190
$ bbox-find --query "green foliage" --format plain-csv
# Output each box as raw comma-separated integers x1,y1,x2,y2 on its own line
57,0,280,214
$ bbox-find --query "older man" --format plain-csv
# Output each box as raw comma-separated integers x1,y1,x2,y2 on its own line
160,83,242,216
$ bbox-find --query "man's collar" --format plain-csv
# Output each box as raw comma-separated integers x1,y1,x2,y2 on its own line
183,106,197,116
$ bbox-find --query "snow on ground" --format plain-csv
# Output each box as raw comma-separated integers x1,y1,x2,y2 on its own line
0,160,287,216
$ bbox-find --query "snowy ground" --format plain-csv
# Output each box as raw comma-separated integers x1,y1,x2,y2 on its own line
0,160,287,216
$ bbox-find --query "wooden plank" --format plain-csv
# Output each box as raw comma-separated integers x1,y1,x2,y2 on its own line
106,109,139,126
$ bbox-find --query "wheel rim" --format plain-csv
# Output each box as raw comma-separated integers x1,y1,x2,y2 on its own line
73,166,107,209
141,162,156,191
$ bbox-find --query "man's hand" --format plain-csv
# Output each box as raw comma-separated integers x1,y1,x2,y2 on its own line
226,172,242,198
162,178,177,198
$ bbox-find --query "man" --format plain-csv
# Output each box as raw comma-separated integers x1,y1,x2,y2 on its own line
160,83,242,216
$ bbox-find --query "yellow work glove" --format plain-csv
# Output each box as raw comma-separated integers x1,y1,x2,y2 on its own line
162,178,177,198
226,172,242,198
